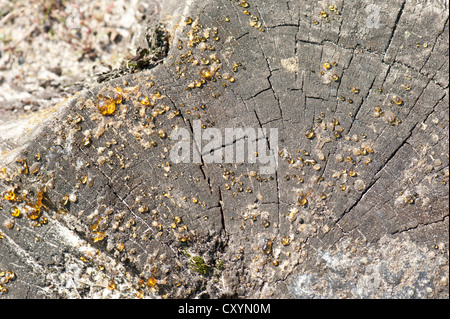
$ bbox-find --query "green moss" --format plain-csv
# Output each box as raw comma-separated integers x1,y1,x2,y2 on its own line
189,256,210,276
183,248,224,276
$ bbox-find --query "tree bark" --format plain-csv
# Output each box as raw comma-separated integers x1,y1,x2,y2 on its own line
0,0,448,299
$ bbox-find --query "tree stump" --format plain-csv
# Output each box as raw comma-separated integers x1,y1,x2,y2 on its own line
0,0,448,299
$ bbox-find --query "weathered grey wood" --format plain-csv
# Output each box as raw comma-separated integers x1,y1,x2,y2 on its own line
0,0,448,299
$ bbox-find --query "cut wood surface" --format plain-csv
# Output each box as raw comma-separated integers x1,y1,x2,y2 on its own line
0,0,448,298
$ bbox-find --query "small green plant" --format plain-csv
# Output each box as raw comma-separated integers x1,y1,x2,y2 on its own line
189,256,211,276
182,248,224,276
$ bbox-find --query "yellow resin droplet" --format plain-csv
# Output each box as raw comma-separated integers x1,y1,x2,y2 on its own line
91,231,106,242
60,195,69,206
281,237,291,246
137,204,149,213
323,62,331,69
305,129,315,139
80,174,88,184
108,279,116,290
239,0,249,8
4,191,16,201
153,90,162,98
24,203,41,220
116,243,125,251
404,195,415,204
90,216,102,231
331,74,339,81
195,80,203,88
10,206,21,218
147,277,157,288
298,195,308,206
262,238,272,255
97,98,116,115
392,95,403,105
199,67,213,80
5,271,15,281
18,159,29,175
113,92,123,104
138,95,150,106
82,137,91,146
158,129,166,138
184,16,193,25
